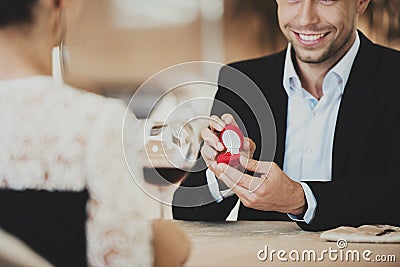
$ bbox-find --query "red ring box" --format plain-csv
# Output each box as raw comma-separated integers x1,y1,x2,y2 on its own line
217,152,240,166
217,125,244,167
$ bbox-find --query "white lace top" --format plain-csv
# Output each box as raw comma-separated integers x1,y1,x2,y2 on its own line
0,76,153,267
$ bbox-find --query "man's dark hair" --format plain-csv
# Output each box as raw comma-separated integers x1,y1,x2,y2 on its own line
0,0,38,28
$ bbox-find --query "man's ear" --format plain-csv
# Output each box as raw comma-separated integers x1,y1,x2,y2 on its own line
356,0,371,15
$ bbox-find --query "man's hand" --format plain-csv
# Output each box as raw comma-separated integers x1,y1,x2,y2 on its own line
200,114,256,168
213,156,306,216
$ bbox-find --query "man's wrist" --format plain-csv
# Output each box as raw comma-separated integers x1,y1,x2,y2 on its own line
288,182,307,216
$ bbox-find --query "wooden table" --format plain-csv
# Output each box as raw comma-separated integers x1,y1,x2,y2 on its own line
179,221,400,267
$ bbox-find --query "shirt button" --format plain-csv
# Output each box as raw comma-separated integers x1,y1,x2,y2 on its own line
314,112,319,117
307,147,314,152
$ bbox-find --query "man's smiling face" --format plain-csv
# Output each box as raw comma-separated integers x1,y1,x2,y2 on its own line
276,0,370,65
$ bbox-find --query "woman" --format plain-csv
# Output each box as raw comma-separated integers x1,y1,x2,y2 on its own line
0,0,190,266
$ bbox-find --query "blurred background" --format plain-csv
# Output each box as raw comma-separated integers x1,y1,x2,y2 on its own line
64,0,400,97
60,0,399,218
59,0,400,138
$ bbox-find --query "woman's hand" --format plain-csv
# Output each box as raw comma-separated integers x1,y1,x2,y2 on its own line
152,219,191,267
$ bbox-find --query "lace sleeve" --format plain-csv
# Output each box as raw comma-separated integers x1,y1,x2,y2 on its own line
84,99,153,267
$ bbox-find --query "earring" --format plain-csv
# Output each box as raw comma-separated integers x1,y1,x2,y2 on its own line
59,39,69,77
58,9,68,79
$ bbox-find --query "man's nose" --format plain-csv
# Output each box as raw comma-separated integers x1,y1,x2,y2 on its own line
296,0,320,28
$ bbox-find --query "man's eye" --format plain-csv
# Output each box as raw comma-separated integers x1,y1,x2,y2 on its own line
319,0,337,5
281,0,337,4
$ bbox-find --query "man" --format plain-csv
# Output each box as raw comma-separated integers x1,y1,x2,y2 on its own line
173,0,400,231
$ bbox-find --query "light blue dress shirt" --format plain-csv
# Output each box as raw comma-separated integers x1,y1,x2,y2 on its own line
284,33,360,223
207,33,360,224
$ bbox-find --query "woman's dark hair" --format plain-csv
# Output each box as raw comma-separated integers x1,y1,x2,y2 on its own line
0,0,38,28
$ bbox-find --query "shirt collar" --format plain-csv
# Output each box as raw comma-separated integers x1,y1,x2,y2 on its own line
283,32,360,97
283,44,299,97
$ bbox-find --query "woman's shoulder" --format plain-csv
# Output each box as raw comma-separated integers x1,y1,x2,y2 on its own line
61,83,128,116
56,82,137,132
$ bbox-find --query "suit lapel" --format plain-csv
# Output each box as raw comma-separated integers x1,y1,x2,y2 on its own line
332,32,380,180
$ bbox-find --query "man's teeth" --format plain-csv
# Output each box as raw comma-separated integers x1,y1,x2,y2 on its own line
299,33,325,41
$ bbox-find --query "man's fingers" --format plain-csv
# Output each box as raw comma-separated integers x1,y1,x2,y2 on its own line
201,128,224,151
200,144,218,161
242,139,251,151
209,115,225,131
242,138,255,152
207,161,218,173
239,156,273,174
215,163,257,191
216,166,264,205
216,164,253,189
217,168,251,199
220,114,238,126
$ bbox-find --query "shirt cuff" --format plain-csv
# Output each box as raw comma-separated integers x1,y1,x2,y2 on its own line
287,182,317,224
206,168,234,203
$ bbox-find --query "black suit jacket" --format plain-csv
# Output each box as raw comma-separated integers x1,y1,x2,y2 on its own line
173,32,400,231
